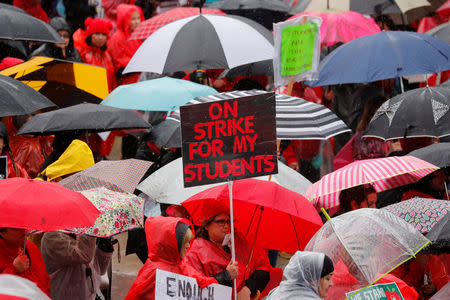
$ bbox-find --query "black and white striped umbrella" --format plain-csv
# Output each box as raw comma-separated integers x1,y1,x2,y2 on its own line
149,90,350,147
124,14,273,75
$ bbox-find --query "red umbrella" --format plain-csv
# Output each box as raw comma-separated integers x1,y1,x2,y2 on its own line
0,178,100,231
182,178,322,253
130,7,226,40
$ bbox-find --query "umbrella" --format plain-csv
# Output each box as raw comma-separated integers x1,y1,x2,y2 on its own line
382,197,450,233
16,103,151,135
364,86,450,140
137,157,311,205
424,213,450,254
305,208,430,287
182,178,323,253
305,156,439,209
0,4,63,43
62,187,145,237
426,22,450,43
124,14,273,74
0,74,56,117
0,275,51,300
149,90,350,147
130,6,226,40
101,76,218,112
59,158,152,194
409,142,450,168
219,59,273,78
289,11,381,47
0,57,109,108
307,31,450,87
0,178,99,231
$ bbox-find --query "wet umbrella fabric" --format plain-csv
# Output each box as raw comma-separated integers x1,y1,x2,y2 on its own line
0,74,56,117
137,158,311,205
307,31,450,87
16,103,151,135
425,213,450,254
364,86,450,140
0,5,64,43
219,59,273,78
426,22,450,43
408,142,450,168
0,178,99,231
0,57,109,108
124,14,273,74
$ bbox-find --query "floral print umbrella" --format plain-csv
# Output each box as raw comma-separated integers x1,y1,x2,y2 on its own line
63,187,145,237
382,197,450,233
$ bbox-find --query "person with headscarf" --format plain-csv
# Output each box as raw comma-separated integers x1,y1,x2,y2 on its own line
266,251,334,299
0,122,29,178
125,216,217,300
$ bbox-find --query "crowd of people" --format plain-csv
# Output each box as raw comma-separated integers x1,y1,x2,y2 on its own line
0,0,450,300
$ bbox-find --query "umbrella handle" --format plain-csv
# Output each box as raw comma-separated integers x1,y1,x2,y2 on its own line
228,180,237,300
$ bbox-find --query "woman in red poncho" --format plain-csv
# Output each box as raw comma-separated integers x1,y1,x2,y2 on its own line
107,4,144,85
125,216,217,300
0,228,50,296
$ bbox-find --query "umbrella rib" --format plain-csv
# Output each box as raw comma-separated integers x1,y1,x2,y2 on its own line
288,214,301,250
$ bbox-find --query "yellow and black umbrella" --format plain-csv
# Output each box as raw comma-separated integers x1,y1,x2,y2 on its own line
0,56,109,108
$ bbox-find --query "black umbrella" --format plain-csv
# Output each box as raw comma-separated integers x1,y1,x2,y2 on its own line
364,86,450,140
149,113,180,148
0,74,56,117
423,213,450,254
409,143,450,168
0,4,64,43
219,59,273,78
426,22,450,44
16,103,151,135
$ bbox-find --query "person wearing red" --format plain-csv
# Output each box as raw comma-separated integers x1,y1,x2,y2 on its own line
0,228,50,296
0,122,29,178
125,216,216,300
108,4,144,85
13,0,49,23
75,17,116,91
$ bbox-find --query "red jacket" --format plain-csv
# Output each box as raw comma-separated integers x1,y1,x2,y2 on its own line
13,0,48,23
107,4,144,85
0,239,50,296
125,217,216,300
1,152,29,179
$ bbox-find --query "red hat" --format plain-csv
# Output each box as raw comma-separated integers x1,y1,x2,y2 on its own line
84,17,113,37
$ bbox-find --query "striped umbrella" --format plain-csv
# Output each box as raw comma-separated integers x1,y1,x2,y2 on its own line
305,156,440,209
149,90,350,147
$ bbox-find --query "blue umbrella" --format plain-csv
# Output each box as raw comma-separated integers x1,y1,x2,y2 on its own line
100,77,217,111
307,31,450,87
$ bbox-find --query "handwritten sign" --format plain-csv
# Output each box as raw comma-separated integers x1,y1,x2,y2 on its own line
155,269,232,300
180,92,277,187
346,283,405,300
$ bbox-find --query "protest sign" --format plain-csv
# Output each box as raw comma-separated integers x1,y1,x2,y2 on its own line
0,156,7,179
273,15,322,87
155,269,232,300
180,92,277,187
346,283,405,300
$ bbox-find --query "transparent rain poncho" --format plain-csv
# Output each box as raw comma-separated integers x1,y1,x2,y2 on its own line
266,251,324,300
0,274,51,300
305,208,430,298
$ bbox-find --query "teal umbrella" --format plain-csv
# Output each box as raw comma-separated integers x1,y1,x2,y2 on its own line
100,76,217,112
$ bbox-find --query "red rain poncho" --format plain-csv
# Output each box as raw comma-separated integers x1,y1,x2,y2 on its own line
184,232,282,297
125,217,217,300
13,0,48,23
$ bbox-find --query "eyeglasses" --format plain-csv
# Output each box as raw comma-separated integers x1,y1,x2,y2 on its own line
212,219,231,226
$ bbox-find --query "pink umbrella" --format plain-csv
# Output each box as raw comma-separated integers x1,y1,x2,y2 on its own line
289,11,381,46
305,156,439,209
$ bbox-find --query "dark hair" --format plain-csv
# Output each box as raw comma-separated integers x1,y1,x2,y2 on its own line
232,78,263,91
195,215,216,240
85,35,107,51
321,255,334,278
339,185,375,213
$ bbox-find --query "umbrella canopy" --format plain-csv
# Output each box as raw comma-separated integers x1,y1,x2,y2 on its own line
0,178,99,231
0,74,56,117
137,158,311,205
409,142,450,168
289,11,381,47
182,178,323,253
130,6,226,40
425,213,450,254
148,90,350,147
305,156,439,209
426,22,450,43
16,103,151,135
307,31,450,87
101,76,218,111
0,275,51,300
364,86,450,140
0,5,64,43
63,187,145,237
124,14,273,74
305,208,430,286
219,59,273,78
382,197,450,233
0,57,109,108
59,158,152,194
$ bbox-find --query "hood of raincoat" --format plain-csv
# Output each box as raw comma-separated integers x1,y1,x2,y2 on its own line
49,17,70,33
0,122,10,153
146,216,192,265
116,4,144,37
41,139,94,181
267,251,324,300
